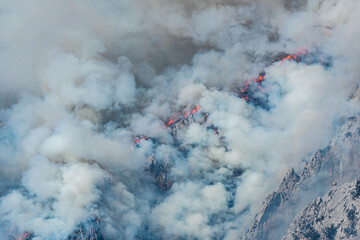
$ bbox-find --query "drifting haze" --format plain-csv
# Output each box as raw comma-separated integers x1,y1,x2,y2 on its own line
0,0,360,239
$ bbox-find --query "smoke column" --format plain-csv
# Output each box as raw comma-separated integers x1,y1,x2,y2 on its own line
1,0,360,239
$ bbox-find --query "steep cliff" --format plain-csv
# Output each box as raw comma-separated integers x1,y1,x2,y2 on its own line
243,114,360,240
284,179,360,240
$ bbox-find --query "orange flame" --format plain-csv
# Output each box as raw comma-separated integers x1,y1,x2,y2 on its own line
190,105,200,115
166,105,200,126
134,136,148,144
166,119,175,126
18,233,29,240
256,75,265,83
281,54,297,62
133,105,201,144
238,52,302,101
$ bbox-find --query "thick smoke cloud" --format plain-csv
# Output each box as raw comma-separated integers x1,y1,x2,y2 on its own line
0,0,360,239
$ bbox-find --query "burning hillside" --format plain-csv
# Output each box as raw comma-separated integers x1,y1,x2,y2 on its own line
133,50,331,196
166,105,200,127
1,0,360,239
236,51,331,109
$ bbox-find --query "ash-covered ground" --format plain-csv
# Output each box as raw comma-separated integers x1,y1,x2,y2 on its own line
1,0,360,239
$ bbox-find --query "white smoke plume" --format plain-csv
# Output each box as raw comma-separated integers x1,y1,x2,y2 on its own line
0,0,360,239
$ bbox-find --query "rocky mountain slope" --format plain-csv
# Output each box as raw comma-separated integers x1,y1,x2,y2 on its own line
283,179,360,240
243,113,360,240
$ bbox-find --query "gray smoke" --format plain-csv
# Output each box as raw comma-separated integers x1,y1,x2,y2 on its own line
1,0,360,239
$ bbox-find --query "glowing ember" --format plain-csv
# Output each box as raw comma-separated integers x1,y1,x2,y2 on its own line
17,232,31,240
237,52,306,104
238,72,266,103
134,136,148,144
166,119,175,126
131,105,201,146
166,105,200,126
280,54,297,62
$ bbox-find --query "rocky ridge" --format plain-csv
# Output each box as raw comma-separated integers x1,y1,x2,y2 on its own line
243,114,360,240
283,179,360,240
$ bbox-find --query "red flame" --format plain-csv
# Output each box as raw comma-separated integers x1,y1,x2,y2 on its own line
166,119,175,126
133,105,201,145
281,54,297,62
18,233,29,240
256,74,265,83
189,104,200,115
134,136,148,144
238,52,303,101
166,105,200,126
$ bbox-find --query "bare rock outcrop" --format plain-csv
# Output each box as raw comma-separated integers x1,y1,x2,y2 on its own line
284,179,360,240
243,114,360,240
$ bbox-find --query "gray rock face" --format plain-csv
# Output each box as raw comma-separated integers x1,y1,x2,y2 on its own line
243,115,360,240
284,179,360,240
